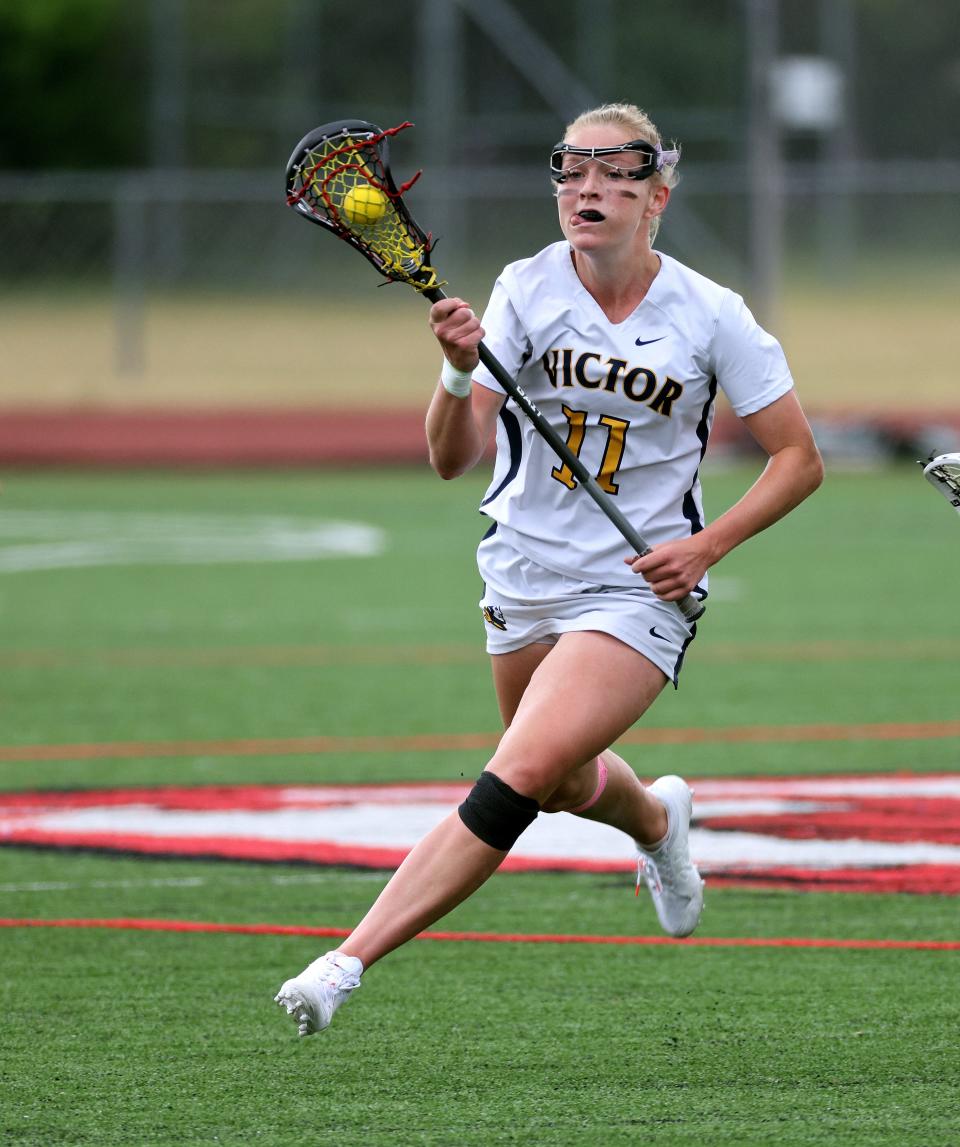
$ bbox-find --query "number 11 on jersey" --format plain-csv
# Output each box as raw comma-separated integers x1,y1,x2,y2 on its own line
551,405,630,495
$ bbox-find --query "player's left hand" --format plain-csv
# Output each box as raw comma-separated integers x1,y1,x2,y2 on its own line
626,538,712,602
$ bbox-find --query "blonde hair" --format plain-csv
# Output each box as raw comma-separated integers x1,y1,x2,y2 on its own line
563,103,679,241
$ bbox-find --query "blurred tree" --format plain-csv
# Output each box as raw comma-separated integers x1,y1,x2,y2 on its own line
0,0,956,171
855,0,960,160
0,0,147,168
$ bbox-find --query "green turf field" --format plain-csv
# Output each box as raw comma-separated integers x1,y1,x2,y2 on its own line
1,464,958,1146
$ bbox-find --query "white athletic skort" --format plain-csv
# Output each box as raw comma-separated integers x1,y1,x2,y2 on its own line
477,527,700,687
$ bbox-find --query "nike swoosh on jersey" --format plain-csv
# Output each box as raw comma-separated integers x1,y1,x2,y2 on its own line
635,336,666,346
649,626,672,642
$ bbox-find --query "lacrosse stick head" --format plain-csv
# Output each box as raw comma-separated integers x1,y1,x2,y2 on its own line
921,451,960,515
285,119,443,293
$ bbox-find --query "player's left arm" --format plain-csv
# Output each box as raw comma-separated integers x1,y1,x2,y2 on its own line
630,390,824,601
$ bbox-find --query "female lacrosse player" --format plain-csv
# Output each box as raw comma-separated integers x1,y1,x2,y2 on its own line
276,102,823,1035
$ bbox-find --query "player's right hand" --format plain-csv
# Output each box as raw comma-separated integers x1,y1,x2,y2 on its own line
429,298,483,373
626,535,714,602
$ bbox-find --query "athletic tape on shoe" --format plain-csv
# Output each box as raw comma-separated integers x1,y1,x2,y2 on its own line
458,771,540,851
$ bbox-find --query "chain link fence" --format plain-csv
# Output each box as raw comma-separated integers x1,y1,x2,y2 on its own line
1,0,957,416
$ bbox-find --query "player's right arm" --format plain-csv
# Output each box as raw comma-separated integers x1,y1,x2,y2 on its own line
426,297,504,480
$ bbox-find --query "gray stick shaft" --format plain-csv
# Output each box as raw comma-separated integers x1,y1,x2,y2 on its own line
425,288,705,624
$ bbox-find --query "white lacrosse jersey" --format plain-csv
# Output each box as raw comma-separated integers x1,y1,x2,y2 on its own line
472,241,794,589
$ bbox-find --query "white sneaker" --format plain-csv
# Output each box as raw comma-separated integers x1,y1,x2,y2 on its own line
274,950,363,1036
635,775,705,938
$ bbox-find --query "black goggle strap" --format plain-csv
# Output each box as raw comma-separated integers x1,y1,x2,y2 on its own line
550,138,680,182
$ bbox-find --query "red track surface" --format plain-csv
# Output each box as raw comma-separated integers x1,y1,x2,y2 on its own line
0,407,749,466
0,409,433,466
1,407,957,466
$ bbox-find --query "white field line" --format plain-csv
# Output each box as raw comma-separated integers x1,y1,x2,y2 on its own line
8,800,960,871
0,509,385,571
0,871,381,895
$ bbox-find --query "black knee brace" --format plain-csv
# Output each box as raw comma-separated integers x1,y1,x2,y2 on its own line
458,771,540,851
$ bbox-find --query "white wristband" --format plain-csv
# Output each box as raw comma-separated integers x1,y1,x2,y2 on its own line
440,359,474,398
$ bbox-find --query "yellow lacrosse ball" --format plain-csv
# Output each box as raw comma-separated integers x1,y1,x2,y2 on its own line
341,185,388,225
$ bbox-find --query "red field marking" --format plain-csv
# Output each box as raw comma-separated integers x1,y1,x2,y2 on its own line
0,644,483,670
5,776,958,893
0,732,500,762
619,721,960,747
1,917,957,951
2,720,960,763
1,637,955,671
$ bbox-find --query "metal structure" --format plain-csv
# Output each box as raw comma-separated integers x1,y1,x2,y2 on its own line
1,0,958,381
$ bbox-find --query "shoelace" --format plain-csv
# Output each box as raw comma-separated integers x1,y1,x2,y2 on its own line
637,829,693,896
318,952,361,990
323,966,361,994
635,855,661,897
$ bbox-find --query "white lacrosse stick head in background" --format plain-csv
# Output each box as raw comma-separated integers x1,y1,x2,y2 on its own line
921,452,960,516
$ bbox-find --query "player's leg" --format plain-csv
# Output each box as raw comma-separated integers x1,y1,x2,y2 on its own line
334,631,665,967
489,637,668,846
273,644,553,1036
489,640,703,937
275,632,697,1034
541,747,666,845
329,633,684,966
273,812,505,1035
544,745,704,937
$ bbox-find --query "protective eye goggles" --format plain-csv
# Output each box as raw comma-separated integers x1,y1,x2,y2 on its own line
549,138,680,183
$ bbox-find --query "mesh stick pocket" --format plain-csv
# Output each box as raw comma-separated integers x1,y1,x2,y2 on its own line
285,119,444,293
921,452,960,515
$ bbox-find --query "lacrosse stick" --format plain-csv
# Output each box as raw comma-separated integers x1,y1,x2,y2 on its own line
285,119,705,623
920,452,960,516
